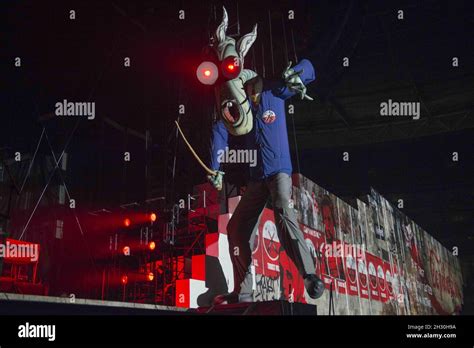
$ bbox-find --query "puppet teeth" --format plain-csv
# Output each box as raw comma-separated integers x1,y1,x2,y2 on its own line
223,105,234,123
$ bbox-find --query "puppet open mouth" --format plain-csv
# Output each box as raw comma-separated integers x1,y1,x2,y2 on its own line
221,100,243,126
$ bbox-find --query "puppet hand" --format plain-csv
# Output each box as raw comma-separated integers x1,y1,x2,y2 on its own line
207,170,225,191
282,61,314,101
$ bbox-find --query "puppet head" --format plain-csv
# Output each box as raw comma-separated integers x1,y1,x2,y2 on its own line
196,7,258,136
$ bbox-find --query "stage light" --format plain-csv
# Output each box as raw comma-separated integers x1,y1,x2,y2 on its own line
121,275,128,285
124,218,131,227
123,246,130,256
149,213,157,222
147,272,154,281
196,61,218,85
148,241,156,251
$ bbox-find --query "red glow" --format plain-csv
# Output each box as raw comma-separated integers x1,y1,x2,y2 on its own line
150,213,157,222
123,246,130,255
124,218,131,227
197,61,218,85
221,56,241,79
149,241,156,251
121,275,128,285
147,272,154,281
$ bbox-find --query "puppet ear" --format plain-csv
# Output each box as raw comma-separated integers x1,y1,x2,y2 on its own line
236,24,257,62
215,6,228,44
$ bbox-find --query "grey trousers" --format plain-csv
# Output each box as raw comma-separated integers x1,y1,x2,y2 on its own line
226,172,316,294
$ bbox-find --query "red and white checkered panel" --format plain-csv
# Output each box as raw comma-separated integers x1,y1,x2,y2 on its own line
227,196,241,215
218,213,232,235
175,279,208,309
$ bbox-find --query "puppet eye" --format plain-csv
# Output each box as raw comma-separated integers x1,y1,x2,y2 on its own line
196,61,219,85
221,56,242,79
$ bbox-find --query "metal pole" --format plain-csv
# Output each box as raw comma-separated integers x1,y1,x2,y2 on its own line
236,2,240,36
268,11,275,77
291,114,301,174
291,28,298,63
281,14,289,64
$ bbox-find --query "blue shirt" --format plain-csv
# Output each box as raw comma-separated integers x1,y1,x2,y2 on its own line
210,59,316,180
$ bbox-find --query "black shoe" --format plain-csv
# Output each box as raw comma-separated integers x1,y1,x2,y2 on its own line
304,274,325,299
213,292,253,305
213,292,239,305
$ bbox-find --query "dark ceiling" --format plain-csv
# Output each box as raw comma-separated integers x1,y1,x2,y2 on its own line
3,0,474,258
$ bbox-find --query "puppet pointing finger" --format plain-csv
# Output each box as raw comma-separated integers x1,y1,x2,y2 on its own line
282,61,314,100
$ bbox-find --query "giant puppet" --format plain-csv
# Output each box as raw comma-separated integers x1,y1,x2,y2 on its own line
195,7,324,304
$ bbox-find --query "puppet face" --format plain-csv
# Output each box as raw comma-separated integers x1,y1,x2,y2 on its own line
197,7,258,136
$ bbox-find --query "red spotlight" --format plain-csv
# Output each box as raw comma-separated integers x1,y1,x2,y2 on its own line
149,213,157,222
148,241,156,251
204,69,211,77
147,272,154,282
123,246,130,256
227,64,234,71
124,218,131,227
121,275,128,285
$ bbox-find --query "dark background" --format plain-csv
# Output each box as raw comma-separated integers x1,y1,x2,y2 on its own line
2,0,473,311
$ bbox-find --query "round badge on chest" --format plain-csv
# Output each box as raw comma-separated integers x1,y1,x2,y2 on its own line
262,110,276,124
